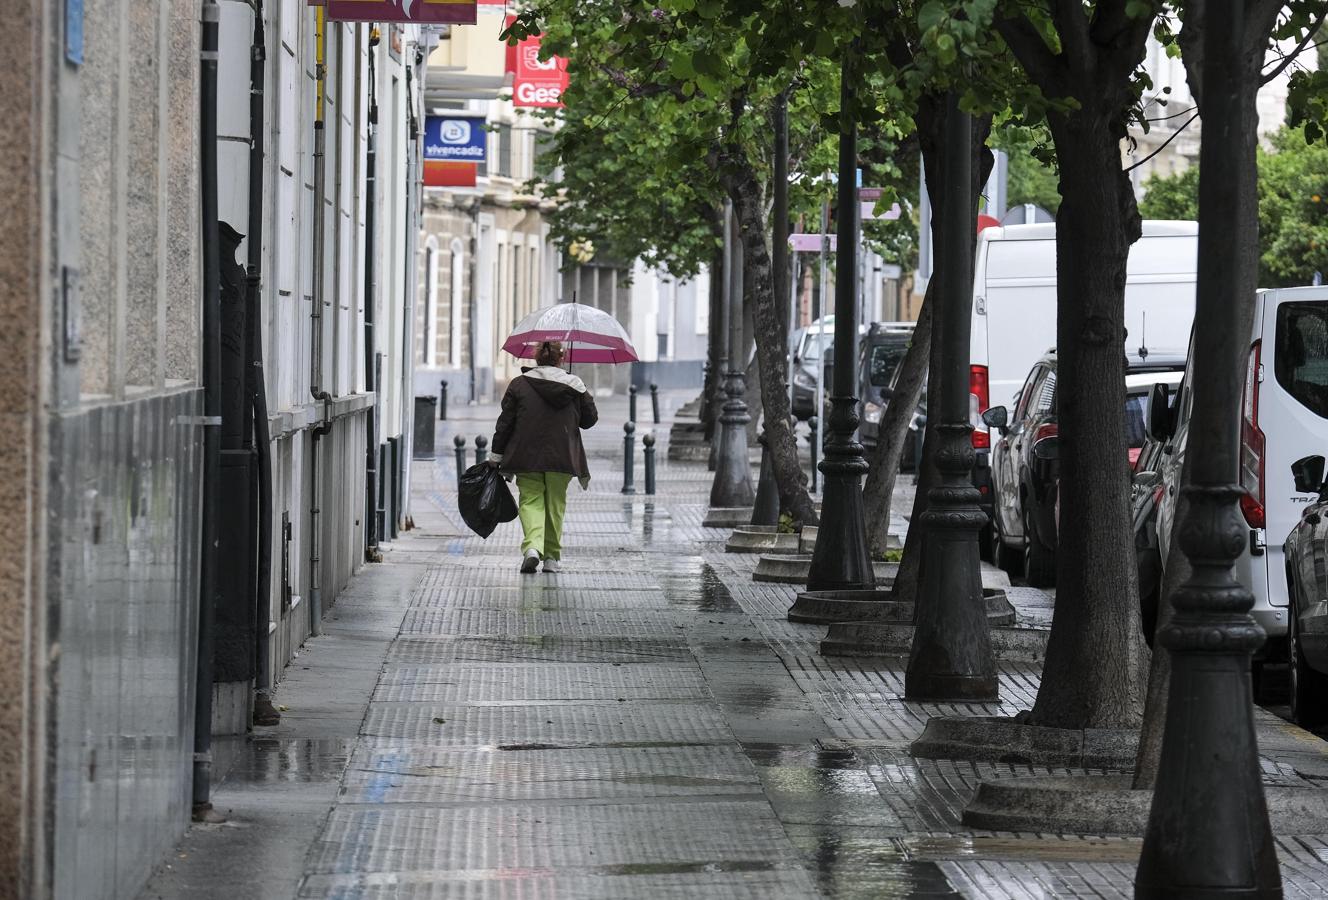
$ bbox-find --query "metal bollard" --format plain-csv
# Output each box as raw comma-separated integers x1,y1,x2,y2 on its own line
622,421,636,495
454,435,467,487
650,383,660,424
475,435,488,465
440,380,448,420
628,384,638,423
808,416,820,492
643,432,656,495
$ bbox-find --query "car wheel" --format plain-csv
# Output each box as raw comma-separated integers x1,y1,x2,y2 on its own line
1023,508,1056,589
1289,598,1328,729
995,514,1023,576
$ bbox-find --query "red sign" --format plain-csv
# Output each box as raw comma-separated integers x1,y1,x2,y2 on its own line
325,0,477,24
424,161,477,187
505,17,568,108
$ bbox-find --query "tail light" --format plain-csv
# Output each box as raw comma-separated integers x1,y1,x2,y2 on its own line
1034,422,1058,443
971,365,990,449
1240,341,1265,529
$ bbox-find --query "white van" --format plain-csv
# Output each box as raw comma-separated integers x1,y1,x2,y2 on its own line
968,221,1199,550
1151,285,1328,663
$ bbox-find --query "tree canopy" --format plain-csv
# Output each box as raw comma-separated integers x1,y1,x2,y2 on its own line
1139,125,1328,287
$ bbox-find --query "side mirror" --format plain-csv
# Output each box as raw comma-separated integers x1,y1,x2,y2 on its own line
1145,382,1173,442
981,405,1009,430
1292,455,1326,495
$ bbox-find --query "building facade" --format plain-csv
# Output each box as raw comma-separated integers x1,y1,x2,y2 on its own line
2,2,431,899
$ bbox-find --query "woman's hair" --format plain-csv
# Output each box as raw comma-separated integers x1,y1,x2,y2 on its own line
535,341,564,367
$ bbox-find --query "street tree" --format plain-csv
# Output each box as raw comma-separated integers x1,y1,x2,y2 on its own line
1131,0,1326,794
993,0,1167,730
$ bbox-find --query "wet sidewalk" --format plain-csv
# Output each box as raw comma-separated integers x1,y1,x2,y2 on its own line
140,392,1328,899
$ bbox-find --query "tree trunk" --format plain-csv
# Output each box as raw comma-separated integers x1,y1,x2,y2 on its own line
1026,112,1147,730
863,285,932,556
725,166,818,526
744,303,761,445
703,243,725,442
1135,2,1276,787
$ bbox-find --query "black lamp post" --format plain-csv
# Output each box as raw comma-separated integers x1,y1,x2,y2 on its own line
751,91,791,528
1135,1,1280,893
806,52,872,592
710,200,755,509
903,94,998,702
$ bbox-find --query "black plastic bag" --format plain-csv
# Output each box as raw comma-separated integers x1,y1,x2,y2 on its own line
458,463,519,538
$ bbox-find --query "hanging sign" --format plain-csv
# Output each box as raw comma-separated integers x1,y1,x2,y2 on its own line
424,115,487,162
505,17,568,107
325,0,477,24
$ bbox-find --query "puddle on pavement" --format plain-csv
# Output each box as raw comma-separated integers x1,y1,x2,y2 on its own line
785,829,960,898
223,737,352,785
656,559,741,612
903,835,1142,862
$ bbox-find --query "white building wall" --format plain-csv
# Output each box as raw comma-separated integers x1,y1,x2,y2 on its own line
216,1,426,699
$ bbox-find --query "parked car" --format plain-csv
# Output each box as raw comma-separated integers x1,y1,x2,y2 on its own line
858,322,916,450
968,221,1199,559
983,348,1185,587
1144,286,1328,678
1280,454,1328,726
791,316,869,420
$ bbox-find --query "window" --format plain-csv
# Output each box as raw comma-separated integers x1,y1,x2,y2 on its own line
1032,371,1057,414
1013,366,1042,421
1275,301,1328,419
868,344,907,386
1124,391,1148,448
496,124,513,177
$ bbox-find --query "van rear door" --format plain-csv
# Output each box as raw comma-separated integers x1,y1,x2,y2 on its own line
1260,287,1328,610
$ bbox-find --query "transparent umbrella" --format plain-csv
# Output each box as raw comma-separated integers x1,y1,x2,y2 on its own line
503,301,639,364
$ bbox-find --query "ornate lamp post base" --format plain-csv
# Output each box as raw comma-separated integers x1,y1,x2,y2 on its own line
904,423,999,702
806,397,873,592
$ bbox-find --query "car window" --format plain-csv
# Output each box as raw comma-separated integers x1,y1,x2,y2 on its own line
1124,391,1148,449
1013,366,1042,421
1030,370,1057,416
869,345,907,386
1274,301,1328,419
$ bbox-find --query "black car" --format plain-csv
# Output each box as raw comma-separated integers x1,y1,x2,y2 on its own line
1280,454,1328,726
858,322,916,451
983,349,1186,587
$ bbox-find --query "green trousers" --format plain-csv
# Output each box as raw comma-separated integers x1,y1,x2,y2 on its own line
515,472,572,560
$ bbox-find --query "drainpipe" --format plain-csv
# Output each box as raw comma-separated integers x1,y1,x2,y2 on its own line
246,0,279,725
467,197,480,404
399,51,421,529
193,0,221,821
308,7,331,636
363,25,381,559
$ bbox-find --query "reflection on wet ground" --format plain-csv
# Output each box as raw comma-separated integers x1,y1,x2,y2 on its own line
140,403,1328,900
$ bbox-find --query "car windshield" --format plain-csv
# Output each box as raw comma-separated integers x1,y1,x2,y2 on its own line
869,345,907,386
800,331,829,360
1275,301,1328,419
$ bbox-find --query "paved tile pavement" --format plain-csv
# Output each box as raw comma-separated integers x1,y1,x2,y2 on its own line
138,391,1328,899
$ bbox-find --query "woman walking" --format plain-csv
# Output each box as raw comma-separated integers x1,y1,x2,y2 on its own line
490,341,598,573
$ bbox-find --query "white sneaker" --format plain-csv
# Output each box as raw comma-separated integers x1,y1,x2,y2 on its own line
520,549,540,574
542,558,561,573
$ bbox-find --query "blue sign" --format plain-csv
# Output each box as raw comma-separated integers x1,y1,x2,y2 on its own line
424,115,487,163
66,0,84,65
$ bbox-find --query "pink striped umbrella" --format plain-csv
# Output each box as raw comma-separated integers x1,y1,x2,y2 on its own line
503,302,639,364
